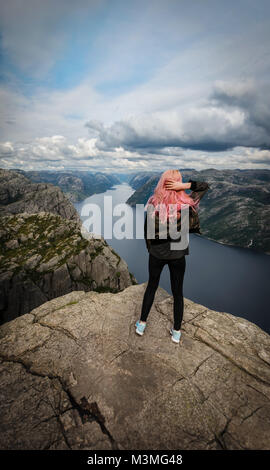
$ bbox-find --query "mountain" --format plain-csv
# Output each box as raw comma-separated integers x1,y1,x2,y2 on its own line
126,169,270,254
0,169,136,325
0,212,136,325
0,282,269,449
111,173,130,183
128,171,162,189
9,169,121,202
0,168,81,223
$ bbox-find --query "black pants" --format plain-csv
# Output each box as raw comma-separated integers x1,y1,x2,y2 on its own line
140,253,186,330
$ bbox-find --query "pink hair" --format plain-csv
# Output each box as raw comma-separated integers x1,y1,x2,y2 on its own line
145,169,200,224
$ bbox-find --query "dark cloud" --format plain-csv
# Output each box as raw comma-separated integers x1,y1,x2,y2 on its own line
210,80,270,137
84,120,105,135
85,80,270,154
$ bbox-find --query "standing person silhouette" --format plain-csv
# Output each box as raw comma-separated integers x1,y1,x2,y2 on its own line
135,169,210,344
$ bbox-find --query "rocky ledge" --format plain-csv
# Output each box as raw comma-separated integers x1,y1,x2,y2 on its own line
0,283,269,450
0,212,136,324
0,168,80,224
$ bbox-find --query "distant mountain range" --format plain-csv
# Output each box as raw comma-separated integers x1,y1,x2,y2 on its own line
126,168,270,255
9,169,121,202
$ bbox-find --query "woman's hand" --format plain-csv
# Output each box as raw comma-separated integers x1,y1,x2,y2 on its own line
164,179,188,191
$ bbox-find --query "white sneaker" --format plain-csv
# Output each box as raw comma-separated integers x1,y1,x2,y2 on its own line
170,327,181,343
135,320,146,336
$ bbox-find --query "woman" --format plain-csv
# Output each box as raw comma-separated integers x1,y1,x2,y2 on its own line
135,169,210,344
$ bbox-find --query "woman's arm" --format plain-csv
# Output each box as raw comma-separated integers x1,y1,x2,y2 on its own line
188,180,210,202
164,178,209,195
164,179,191,191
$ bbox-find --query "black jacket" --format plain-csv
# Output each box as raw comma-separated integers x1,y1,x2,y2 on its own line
144,180,210,253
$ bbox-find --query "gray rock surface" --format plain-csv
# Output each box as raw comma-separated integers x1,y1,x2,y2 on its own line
0,283,269,450
0,212,136,324
0,168,81,223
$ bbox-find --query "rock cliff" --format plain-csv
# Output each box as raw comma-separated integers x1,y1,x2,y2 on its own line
0,169,81,223
0,212,136,324
0,283,269,450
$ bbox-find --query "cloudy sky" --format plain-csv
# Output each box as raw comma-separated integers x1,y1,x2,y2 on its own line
0,0,270,173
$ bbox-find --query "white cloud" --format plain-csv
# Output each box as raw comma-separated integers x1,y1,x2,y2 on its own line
0,141,14,156
1,135,269,173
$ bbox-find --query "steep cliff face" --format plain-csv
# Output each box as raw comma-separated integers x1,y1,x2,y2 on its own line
0,169,81,223
0,212,137,324
0,283,269,450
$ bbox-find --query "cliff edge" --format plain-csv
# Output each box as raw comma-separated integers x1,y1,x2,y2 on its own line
0,212,136,324
0,283,269,450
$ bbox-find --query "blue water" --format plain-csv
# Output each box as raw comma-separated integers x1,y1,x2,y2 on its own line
74,183,270,334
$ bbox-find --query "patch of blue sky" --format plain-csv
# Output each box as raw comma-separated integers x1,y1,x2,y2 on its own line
0,59,37,99
64,113,84,120
45,36,94,90
0,4,109,94
94,66,154,98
